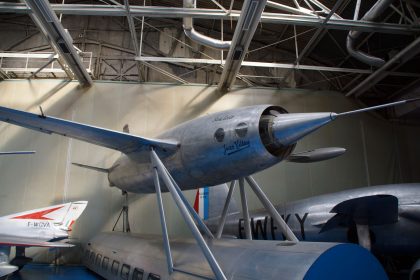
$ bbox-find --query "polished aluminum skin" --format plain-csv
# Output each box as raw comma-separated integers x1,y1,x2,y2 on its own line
206,184,420,256
0,100,411,194
108,105,297,192
83,232,386,280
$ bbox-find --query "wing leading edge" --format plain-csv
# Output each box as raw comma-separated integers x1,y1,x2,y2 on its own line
0,106,179,154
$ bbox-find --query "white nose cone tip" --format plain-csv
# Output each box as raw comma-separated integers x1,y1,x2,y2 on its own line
273,112,337,147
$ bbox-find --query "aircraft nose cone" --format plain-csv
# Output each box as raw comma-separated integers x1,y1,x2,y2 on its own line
272,113,336,146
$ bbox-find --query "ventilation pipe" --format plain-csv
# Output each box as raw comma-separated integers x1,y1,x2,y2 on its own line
346,0,394,67
183,0,231,50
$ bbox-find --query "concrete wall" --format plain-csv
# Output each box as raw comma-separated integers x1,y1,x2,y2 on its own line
0,79,419,263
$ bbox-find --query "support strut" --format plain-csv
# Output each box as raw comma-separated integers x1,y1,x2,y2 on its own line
239,178,252,240
245,176,298,242
166,170,214,239
216,181,236,239
150,150,227,280
152,167,174,274
112,191,131,233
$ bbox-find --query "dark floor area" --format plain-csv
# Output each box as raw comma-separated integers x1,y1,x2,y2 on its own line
8,264,102,280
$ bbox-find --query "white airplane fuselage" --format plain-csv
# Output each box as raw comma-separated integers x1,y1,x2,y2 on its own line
0,219,67,243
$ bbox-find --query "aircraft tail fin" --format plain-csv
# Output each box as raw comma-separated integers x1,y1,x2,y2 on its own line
3,201,87,231
193,184,239,221
60,201,88,231
72,162,110,173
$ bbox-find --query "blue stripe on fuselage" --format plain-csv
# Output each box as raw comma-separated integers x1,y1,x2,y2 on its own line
203,187,209,220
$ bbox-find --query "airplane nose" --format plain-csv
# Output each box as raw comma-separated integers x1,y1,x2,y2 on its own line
272,113,337,147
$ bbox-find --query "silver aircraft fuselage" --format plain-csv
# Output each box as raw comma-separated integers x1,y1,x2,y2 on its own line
83,232,387,280
1,99,413,194
206,184,420,256
108,105,304,193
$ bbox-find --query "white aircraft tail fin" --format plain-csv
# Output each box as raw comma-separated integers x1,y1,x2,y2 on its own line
60,201,88,231
2,201,88,231
193,184,239,221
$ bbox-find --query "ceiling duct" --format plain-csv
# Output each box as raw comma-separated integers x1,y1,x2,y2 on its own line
346,0,393,67
183,0,231,50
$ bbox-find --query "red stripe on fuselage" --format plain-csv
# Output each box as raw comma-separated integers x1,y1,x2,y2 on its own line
12,206,63,220
193,190,200,213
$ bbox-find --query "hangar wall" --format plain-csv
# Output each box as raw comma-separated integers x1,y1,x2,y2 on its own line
0,79,419,262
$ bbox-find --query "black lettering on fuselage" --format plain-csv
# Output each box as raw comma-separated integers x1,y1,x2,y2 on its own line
251,217,268,239
238,213,309,240
295,213,308,240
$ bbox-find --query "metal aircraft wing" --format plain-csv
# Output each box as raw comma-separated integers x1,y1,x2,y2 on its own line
0,236,74,248
320,194,398,233
0,106,179,154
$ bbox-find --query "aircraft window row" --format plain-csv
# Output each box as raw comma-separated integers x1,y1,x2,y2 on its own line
96,254,102,265
121,264,130,280
112,260,120,275
132,268,144,280
102,256,109,270
148,273,161,280
85,248,160,280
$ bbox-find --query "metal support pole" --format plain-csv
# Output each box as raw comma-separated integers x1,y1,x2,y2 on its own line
165,170,214,239
152,167,174,274
150,150,227,280
245,176,299,242
28,57,57,79
215,181,236,239
239,178,252,240
356,224,371,251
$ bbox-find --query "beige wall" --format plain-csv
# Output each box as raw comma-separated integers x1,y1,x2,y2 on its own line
0,79,419,262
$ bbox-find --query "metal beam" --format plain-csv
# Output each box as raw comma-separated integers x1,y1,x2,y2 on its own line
1,3,419,34
124,0,139,54
141,61,188,84
29,57,57,79
346,36,420,97
392,80,420,117
0,67,9,80
135,56,420,78
0,52,57,59
218,0,267,92
22,0,92,86
295,0,345,64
